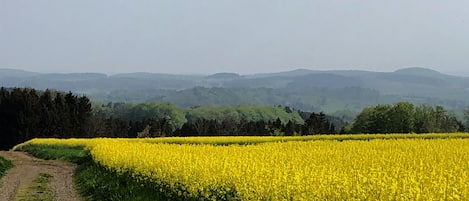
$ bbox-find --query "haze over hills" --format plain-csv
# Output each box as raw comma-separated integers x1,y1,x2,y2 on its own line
1,67,469,114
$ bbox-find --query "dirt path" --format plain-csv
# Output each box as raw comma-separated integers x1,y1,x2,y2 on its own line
0,151,81,201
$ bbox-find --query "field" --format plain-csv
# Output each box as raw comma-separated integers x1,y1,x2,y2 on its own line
13,134,469,200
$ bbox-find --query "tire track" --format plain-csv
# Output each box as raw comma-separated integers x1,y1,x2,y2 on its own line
0,151,80,201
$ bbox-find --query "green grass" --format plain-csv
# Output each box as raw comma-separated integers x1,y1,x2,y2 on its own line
16,144,89,164
15,173,54,201
75,162,186,201
0,156,14,179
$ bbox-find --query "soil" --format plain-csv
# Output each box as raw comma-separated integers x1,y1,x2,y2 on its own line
0,151,81,201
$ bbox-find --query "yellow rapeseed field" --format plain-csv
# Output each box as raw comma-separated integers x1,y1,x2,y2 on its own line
16,135,469,200
16,132,469,148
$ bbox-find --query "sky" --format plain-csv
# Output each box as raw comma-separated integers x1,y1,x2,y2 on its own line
1,0,469,75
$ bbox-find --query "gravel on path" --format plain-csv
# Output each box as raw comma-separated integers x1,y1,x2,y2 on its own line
0,151,81,201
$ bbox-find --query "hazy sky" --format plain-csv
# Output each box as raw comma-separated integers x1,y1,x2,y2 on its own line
1,0,468,75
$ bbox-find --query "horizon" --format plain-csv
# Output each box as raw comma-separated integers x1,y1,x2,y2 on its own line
2,66,469,77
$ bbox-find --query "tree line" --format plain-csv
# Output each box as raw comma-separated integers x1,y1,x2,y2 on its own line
0,88,336,149
350,102,465,133
90,102,336,137
0,88,92,150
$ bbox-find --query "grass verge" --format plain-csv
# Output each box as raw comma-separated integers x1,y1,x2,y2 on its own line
0,156,14,179
16,144,89,164
74,162,186,201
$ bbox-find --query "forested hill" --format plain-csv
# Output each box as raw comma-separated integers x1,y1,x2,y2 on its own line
2,67,469,113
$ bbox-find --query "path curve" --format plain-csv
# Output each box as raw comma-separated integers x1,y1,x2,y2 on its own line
0,151,81,201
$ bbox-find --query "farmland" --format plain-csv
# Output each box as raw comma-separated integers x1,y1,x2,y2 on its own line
12,134,469,200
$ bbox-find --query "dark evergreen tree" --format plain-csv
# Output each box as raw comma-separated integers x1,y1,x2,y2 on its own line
303,112,336,135
0,88,95,149
283,120,295,136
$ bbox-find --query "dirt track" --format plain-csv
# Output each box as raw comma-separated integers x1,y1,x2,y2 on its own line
0,151,81,201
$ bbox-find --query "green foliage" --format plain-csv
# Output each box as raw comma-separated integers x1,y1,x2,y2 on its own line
186,105,304,124
0,87,93,149
302,112,335,135
95,103,305,133
0,156,13,179
351,102,464,133
16,144,89,164
463,107,469,131
75,162,195,201
94,102,187,132
93,102,303,137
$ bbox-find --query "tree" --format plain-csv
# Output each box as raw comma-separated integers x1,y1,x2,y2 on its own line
351,107,373,133
463,107,469,131
352,102,463,134
0,87,20,150
194,118,210,136
283,120,296,136
414,104,437,133
76,96,93,137
0,88,96,149
303,112,335,135
389,102,415,133
137,125,151,138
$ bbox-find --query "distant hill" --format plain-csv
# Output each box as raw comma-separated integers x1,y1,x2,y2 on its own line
0,68,40,78
36,73,108,81
1,67,469,113
206,73,241,79
394,67,443,77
